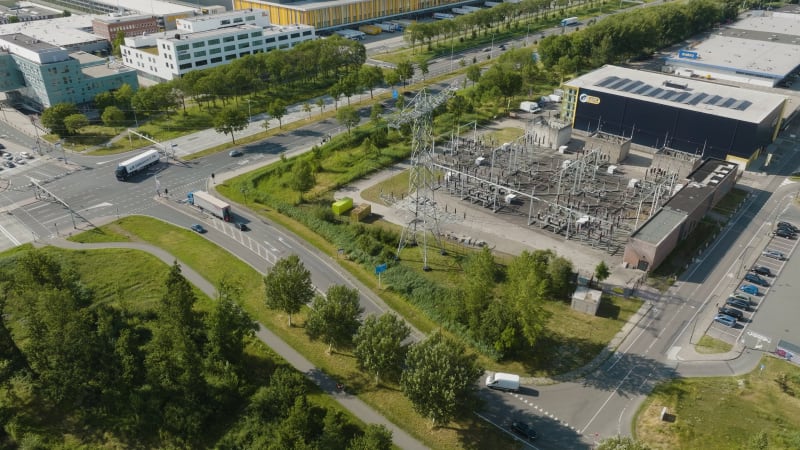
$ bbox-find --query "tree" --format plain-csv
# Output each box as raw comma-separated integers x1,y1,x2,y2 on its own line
112,30,125,57
303,102,312,119
401,331,482,428
289,159,315,192
462,246,497,331
384,69,401,88
306,285,363,354
213,106,249,144
395,60,414,86
348,424,393,450
7,16,19,24
354,313,410,384
466,64,482,86
417,59,429,79
315,97,325,116
506,250,550,348
359,65,384,99
267,100,287,129
101,106,125,127
62,10,71,17
336,106,359,135
41,102,79,136
595,260,611,287
596,436,651,450
206,279,257,370
63,113,89,135
264,255,315,327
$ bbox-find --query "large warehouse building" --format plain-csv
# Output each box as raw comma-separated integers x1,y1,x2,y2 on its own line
664,10,800,88
561,65,787,168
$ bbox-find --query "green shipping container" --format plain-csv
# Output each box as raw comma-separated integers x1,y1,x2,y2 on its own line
332,197,353,215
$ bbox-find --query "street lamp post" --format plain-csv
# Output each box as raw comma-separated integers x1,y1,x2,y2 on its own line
246,99,252,122
55,141,66,164
241,188,248,206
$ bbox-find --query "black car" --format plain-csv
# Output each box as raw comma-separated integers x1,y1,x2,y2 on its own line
726,297,753,312
778,221,799,233
234,222,249,231
510,421,538,441
744,273,769,287
751,266,773,277
777,223,796,233
719,306,744,321
775,229,797,239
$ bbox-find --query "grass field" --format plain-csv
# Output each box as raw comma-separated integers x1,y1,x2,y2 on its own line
695,335,733,354
69,216,519,450
635,356,800,449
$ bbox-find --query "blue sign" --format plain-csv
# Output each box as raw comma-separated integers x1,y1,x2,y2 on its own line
392,89,399,99
375,263,387,275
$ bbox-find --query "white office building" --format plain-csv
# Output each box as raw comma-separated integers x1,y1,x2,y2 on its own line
120,9,315,81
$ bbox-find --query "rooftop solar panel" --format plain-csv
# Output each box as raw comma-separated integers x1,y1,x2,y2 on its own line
635,84,654,95
704,95,722,105
596,76,620,87
735,100,752,110
686,93,708,105
609,78,631,89
720,98,737,108
673,92,691,102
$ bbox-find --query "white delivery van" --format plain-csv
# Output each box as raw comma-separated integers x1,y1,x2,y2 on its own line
485,372,520,392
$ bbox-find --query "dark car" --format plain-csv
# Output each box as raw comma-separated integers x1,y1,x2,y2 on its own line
229,149,243,157
778,221,799,233
726,296,753,312
777,223,796,233
3,161,14,168
744,273,769,287
751,266,773,277
234,222,249,231
774,229,797,239
510,421,538,441
0,142,5,149
719,306,744,321
190,224,206,234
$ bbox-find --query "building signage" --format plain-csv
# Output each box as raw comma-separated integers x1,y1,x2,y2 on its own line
579,93,601,104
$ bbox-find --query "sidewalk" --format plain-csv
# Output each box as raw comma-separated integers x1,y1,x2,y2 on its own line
33,236,429,450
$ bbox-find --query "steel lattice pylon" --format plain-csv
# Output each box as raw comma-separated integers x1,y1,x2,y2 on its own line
388,87,455,270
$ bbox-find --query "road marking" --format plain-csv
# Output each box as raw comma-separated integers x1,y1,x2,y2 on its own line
278,236,293,248
0,223,20,246
581,366,636,434
263,240,279,252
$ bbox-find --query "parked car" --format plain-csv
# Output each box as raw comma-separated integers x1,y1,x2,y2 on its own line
510,421,538,441
751,266,773,277
229,149,243,157
13,158,25,165
726,296,753,311
777,224,796,234
3,153,12,160
714,314,737,328
774,229,797,239
778,221,799,233
732,293,753,304
739,284,760,296
718,306,744,321
762,250,787,261
3,161,14,168
190,224,206,233
19,151,33,159
0,142,5,149
234,222,249,231
744,273,769,287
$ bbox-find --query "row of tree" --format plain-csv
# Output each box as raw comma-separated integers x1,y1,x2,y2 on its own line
264,255,482,427
538,0,738,74
0,250,389,448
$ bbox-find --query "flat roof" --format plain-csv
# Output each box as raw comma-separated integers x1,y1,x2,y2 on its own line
0,33,58,51
566,65,787,124
0,15,104,47
83,0,197,15
92,14,158,24
630,207,686,245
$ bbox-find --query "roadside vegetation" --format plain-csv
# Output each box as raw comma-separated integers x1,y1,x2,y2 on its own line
635,356,800,449
0,245,383,448
66,216,515,449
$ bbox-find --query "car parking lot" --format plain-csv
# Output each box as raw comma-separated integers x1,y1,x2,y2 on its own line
706,219,798,343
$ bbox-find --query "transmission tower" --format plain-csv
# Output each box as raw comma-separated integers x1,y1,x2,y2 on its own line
387,86,455,270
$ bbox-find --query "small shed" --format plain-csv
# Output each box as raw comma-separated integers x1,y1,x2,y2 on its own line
571,286,603,316
351,203,371,223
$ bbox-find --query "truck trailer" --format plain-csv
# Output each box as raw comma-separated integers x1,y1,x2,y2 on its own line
433,12,455,20
188,191,232,222
115,149,160,181
377,22,397,32
358,25,382,35
560,16,579,26
485,372,520,392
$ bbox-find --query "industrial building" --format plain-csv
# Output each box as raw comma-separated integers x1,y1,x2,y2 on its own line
0,33,138,110
121,10,315,81
232,0,473,30
623,158,737,272
0,14,109,54
92,14,160,40
1,2,62,24
561,65,787,168
39,0,222,31
664,10,800,88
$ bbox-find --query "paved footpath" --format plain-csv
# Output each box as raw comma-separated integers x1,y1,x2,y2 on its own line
33,236,428,450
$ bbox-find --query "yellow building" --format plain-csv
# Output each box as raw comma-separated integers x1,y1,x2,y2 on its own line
234,0,463,29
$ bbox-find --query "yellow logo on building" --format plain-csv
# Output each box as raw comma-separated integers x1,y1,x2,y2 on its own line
579,93,601,105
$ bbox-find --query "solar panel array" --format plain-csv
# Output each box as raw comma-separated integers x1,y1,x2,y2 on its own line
595,76,752,111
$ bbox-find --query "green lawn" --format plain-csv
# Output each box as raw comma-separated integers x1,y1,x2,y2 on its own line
69,216,518,450
695,335,733,354
635,356,800,449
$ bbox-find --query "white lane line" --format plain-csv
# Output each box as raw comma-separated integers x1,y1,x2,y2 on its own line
581,366,636,434
0,223,21,246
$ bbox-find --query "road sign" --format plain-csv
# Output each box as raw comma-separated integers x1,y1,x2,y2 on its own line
375,263,387,274
392,89,398,99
